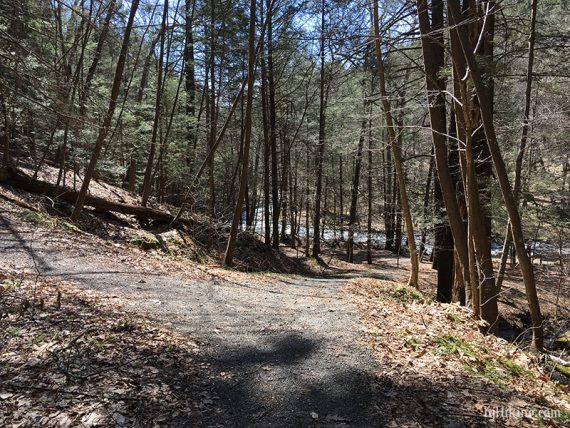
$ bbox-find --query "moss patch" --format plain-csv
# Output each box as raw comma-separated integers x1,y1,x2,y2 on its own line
555,364,570,378
131,233,160,251
60,220,81,233
433,334,534,389
17,209,54,227
391,286,425,304
553,331,570,351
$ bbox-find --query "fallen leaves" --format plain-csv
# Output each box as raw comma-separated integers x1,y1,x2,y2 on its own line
345,277,570,427
0,267,210,427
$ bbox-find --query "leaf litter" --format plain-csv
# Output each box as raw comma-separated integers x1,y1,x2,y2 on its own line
345,277,570,427
0,266,212,427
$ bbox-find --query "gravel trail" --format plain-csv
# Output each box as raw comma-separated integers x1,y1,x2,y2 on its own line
0,216,385,427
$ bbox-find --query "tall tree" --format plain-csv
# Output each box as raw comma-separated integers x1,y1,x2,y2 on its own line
312,0,327,257
448,0,543,348
496,0,539,290
71,0,140,220
224,0,257,266
267,0,280,249
185,0,197,174
416,0,470,302
80,0,117,116
347,96,368,263
141,0,169,206
372,0,419,288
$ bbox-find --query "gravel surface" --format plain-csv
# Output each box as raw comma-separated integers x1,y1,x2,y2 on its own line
0,216,386,427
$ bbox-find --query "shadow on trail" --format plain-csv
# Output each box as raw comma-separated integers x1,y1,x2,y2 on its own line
0,217,166,280
177,331,381,427
0,216,52,273
171,331,514,427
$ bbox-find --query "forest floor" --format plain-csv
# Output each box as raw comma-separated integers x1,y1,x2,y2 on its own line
0,178,569,427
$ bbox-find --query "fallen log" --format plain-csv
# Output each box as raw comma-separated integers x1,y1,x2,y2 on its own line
0,167,177,222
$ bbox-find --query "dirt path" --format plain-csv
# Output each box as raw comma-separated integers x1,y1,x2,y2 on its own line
0,217,386,427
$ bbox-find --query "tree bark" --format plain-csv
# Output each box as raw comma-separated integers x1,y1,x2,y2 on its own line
260,1,271,246
448,0,543,348
416,0,470,301
366,117,373,264
141,0,168,207
71,0,140,220
419,148,433,260
223,0,257,266
267,0,279,249
184,0,197,174
312,0,326,257
496,0,538,291
347,111,367,263
372,0,419,288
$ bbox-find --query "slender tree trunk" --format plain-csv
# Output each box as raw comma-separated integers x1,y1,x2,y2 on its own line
267,0,279,249
312,0,326,257
419,149,433,260
280,137,290,239
1,96,10,167
372,0,419,288
383,140,394,251
80,0,116,116
56,4,93,190
496,0,538,291
394,184,402,255
141,0,168,206
224,0,257,266
305,146,310,255
71,0,140,220
366,117,373,264
207,0,217,217
339,155,344,240
124,157,136,191
260,6,271,246
248,138,261,230
347,113,367,263
136,32,160,103
185,0,197,174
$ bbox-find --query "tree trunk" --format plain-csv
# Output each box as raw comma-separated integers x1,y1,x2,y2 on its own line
2,167,178,222
260,3,271,246
136,32,160,103
416,0,470,301
185,0,197,174
419,148,433,260
141,0,168,206
123,157,137,191
207,0,217,217
71,0,140,220
383,141,394,251
1,97,10,167
224,0,257,266
312,0,326,257
347,114,367,263
80,0,116,116
448,0,543,348
305,146,310,256
267,0,279,249
339,155,344,240
372,0,419,288
496,0,538,291
366,117,373,264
